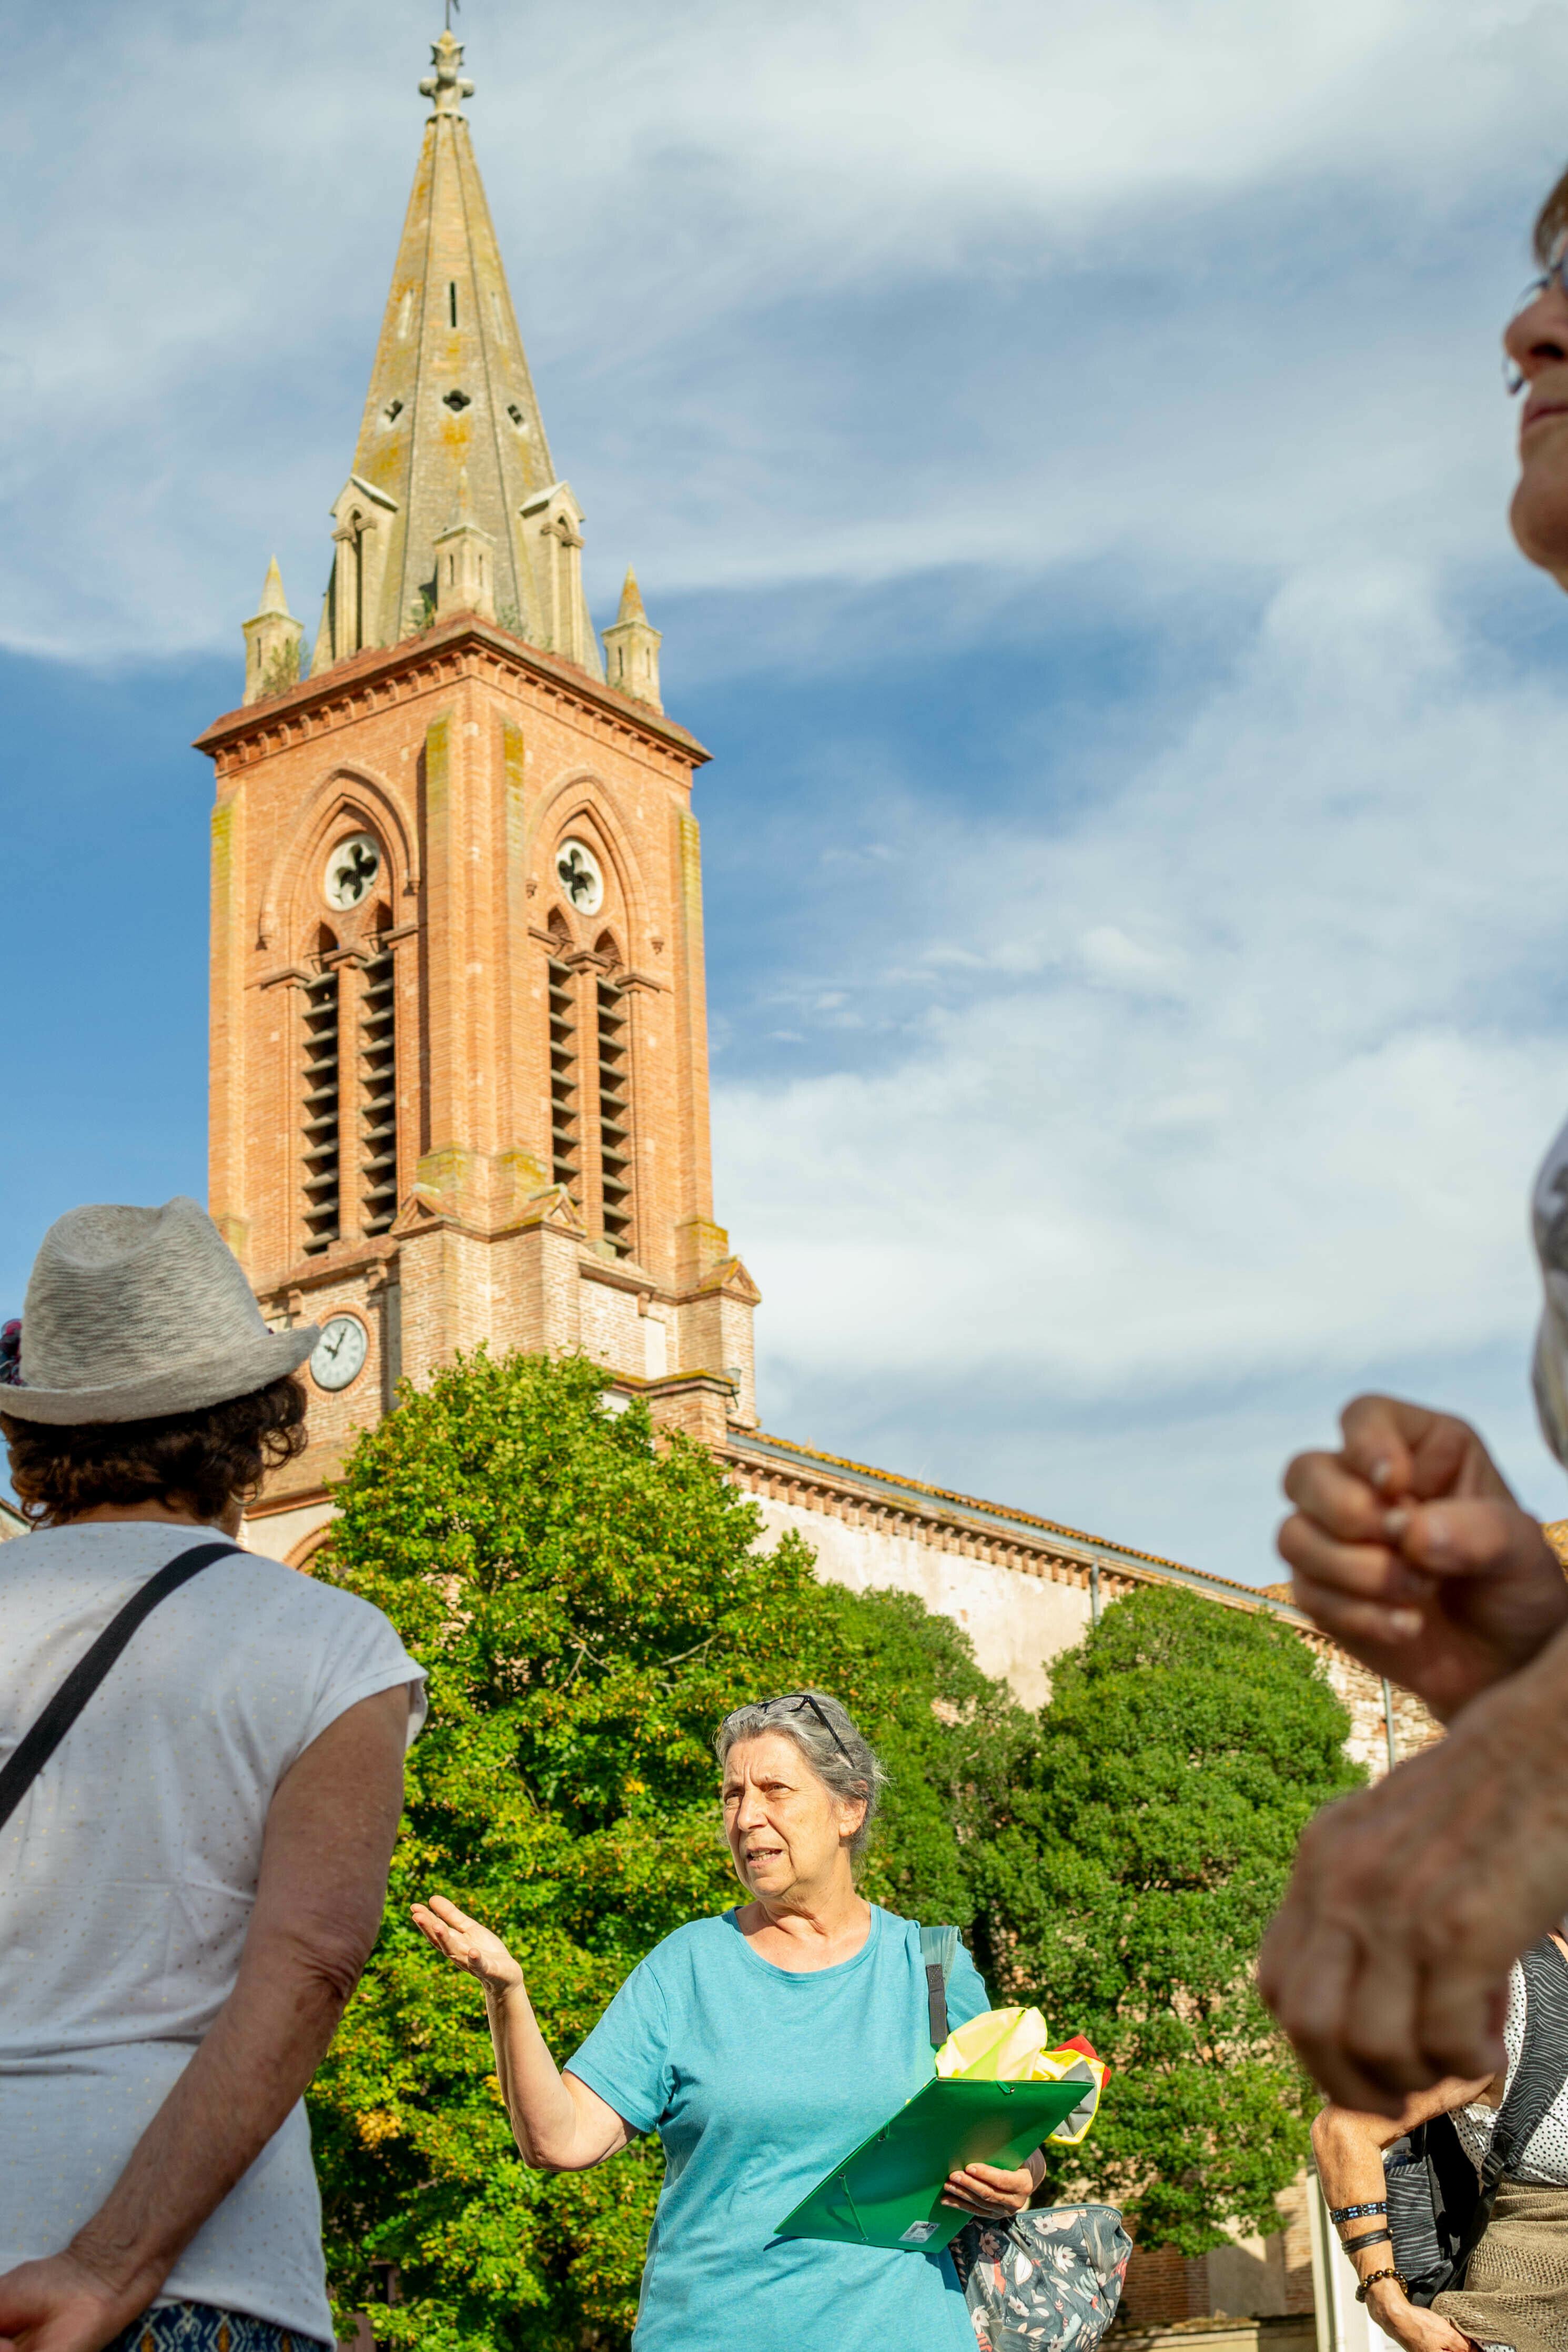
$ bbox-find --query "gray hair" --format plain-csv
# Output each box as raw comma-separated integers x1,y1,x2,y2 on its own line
714,1689,888,1859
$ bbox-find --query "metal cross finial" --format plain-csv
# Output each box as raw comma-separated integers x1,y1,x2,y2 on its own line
444,0,459,27
419,23,474,114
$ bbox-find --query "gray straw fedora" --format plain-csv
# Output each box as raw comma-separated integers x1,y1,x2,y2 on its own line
0,1197,318,1425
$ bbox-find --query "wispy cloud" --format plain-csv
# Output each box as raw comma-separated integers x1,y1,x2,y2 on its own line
712,557,1568,1570
2,0,1563,654
6,0,1568,1581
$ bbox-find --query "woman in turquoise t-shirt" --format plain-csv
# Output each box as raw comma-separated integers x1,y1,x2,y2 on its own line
413,1689,1045,2351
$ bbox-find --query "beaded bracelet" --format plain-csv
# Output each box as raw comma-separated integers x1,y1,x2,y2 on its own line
1341,2228,1393,2255
1329,2199,1388,2224
1355,2268,1407,2305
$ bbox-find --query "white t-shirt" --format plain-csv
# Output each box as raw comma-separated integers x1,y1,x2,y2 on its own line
0,1522,428,2341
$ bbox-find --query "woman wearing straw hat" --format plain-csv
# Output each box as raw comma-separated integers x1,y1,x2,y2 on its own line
0,1198,427,2352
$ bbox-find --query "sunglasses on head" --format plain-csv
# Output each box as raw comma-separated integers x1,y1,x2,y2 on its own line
748,1691,856,1768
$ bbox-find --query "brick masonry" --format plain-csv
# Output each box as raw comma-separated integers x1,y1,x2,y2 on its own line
200,615,762,1533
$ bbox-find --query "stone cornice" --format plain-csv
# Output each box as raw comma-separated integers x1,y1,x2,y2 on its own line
194,613,710,777
721,1434,1442,1760
722,1429,1319,1629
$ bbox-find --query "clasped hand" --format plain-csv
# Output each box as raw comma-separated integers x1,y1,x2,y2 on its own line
1262,1394,1568,2112
0,2248,155,2352
1276,1393,1567,1720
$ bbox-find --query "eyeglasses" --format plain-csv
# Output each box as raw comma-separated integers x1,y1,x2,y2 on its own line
1504,241,1568,396
745,1691,857,1768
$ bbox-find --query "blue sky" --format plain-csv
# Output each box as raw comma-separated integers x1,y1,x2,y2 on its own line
8,0,1568,1581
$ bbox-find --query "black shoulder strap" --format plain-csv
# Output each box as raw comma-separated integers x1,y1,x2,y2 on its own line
0,1540,241,1836
1450,1936,1568,2283
919,1923,960,2046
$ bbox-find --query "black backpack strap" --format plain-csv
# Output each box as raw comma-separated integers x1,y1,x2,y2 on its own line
0,1540,241,1836
1451,1936,1568,2284
919,1923,960,2047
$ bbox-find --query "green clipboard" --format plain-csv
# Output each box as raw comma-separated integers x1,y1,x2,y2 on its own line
775,2074,1087,2252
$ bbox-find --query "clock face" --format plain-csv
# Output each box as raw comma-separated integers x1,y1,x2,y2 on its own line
310,1314,368,1392
555,838,603,915
325,833,381,911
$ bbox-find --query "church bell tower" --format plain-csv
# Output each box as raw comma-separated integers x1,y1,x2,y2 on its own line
197,30,760,1560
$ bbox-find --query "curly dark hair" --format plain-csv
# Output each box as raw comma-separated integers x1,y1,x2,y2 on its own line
1,1374,309,1528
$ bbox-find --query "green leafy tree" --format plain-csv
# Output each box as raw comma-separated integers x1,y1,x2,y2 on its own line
306,1348,1024,2352
968,1584,1363,2252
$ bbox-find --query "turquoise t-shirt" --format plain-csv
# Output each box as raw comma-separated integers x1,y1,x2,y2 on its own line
566,1904,990,2351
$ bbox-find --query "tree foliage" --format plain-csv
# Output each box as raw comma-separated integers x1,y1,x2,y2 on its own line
306,1350,1359,2341
968,1584,1363,2250
306,1348,1023,2351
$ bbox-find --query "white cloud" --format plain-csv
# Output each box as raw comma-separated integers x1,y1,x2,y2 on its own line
10,0,1568,1584
1,0,1564,657
713,555,1568,1573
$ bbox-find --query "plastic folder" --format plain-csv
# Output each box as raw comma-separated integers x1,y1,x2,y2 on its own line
775,2074,1087,2252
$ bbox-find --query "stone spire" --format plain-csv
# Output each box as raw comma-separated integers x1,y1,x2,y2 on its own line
310,28,601,678
602,567,663,711
242,558,303,704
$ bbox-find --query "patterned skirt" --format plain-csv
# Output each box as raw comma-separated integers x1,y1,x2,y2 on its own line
105,2304,333,2352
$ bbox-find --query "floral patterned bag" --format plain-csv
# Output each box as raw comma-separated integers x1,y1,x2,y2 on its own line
955,2203,1130,2352
913,1934,1126,2350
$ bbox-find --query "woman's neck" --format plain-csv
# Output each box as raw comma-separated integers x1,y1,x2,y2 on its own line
737,1865,871,1971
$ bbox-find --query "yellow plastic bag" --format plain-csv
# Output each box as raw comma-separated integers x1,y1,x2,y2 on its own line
933,2006,1110,2145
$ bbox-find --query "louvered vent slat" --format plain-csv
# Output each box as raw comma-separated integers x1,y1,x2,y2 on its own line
300,971,340,1253
360,949,398,1236
596,976,633,1257
548,956,580,1192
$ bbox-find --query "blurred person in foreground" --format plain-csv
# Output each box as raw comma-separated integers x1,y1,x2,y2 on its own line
1311,1931,1568,2352
0,1199,426,2352
1259,163,1568,2113
413,1691,1043,2352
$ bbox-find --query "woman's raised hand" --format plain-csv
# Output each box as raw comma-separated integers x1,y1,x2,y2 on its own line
411,1894,523,1993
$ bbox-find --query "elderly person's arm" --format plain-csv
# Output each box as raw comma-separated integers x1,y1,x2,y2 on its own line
0,1685,410,2352
411,1896,1044,2204
1260,1394,1568,2112
1310,2077,1494,2352
411,1896,635,2169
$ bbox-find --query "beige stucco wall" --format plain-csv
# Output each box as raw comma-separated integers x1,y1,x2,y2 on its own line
245,1497,336,1568
751,1491,1095,1710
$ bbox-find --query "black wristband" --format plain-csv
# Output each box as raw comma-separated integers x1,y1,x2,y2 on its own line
1342,2228,1393,2255
1329,2199,1388,2224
